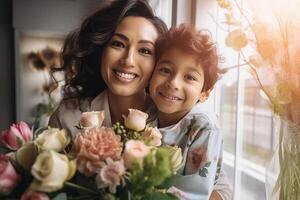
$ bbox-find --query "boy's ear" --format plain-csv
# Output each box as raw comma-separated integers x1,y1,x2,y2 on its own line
198,89,211,103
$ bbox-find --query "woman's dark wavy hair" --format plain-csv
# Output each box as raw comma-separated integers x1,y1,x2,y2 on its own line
52,0,167,100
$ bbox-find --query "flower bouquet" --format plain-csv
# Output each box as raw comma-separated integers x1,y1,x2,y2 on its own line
0,109,182,200
216,0,300,199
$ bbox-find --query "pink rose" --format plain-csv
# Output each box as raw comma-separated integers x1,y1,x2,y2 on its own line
80,111,105,128
123,140,150,169
1,121,32,150
21,190,49,200
95,158,126,193
143,127,162,147
73,127,123,176
0,154,20,195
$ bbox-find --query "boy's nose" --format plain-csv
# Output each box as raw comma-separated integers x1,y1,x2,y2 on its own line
166,76,180,90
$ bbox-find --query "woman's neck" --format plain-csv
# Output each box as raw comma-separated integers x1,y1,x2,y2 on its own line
107,90,149,124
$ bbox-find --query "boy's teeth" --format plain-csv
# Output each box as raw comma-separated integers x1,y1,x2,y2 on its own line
116,71,136,79
162,93,180,100
166,95,179,100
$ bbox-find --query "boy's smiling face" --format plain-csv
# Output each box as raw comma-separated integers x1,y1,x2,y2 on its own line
150,47,208,125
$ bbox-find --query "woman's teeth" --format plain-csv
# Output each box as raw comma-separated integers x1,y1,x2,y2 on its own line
115,71,136,80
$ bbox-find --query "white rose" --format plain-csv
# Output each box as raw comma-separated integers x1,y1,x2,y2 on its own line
164,145,183,172
30,150,76,192
10,142,39,172
123,109,148,131
143,127,162,147
80,111,105,128
34,128,70,152
123,140,150,169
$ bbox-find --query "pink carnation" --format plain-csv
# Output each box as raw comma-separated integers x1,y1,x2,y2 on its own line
95,158,126,193
73,127,123,176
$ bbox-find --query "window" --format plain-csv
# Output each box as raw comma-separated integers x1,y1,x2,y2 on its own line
193,0,275,199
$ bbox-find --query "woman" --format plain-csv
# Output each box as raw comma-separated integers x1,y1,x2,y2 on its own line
49,0,231,199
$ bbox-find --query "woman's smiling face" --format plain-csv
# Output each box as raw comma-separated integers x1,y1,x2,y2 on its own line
101,16,159,97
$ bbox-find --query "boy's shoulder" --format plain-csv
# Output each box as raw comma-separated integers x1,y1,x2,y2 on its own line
187,103,219,128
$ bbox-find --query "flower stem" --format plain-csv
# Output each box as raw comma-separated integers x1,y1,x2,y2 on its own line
64,181,97,195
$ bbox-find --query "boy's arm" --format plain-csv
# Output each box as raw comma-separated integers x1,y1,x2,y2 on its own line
209,191,223,200
211,170,233,200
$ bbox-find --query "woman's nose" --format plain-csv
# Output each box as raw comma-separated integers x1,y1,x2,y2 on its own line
120,47,135,67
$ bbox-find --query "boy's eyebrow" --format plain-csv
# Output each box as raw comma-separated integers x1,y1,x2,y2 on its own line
113,33,155,46
158,60,174,65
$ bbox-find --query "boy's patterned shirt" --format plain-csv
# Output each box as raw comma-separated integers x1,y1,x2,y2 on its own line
154,103,223,200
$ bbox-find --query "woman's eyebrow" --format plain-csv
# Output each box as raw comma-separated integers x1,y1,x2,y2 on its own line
113,33,128,41
113,33,155,46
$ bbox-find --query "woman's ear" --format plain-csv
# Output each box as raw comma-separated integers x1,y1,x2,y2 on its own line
198,89,211,103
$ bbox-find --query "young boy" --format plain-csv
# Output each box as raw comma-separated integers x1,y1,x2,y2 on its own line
149,24,224,200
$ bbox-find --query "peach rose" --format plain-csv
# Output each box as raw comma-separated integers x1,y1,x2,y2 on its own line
73,127,122,176
80,111,105,128
123,140,150,169
143,127,162,147
123,109,148,131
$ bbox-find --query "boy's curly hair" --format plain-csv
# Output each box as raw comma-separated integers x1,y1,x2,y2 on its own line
155,24,220,93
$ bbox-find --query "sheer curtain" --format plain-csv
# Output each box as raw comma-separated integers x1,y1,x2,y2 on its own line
194,0,274,199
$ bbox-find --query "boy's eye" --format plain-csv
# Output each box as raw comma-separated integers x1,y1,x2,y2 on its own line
158,67,171,75
110,40,125,48
139,48,153,55
185,74,197,81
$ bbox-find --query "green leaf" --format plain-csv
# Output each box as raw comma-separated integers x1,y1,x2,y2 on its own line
158,173,182,189
199,168,209,177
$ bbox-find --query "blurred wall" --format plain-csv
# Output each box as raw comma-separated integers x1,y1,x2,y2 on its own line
13,0,105,123
0,1,15,130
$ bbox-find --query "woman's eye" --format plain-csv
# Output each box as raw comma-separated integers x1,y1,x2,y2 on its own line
139,48,153,55
110,40,125,48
